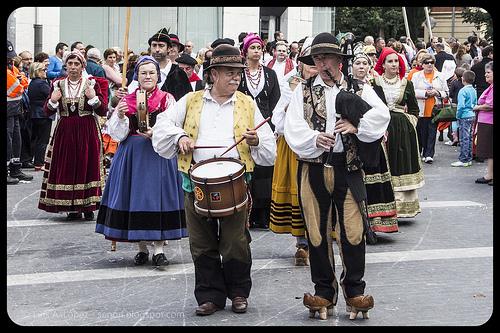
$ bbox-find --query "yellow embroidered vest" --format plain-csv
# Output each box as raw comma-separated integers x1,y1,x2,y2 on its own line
177,90,255,173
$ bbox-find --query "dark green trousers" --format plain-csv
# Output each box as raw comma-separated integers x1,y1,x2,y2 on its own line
184,192,252,308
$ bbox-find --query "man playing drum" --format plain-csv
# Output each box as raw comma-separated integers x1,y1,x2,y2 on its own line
152,44,276,316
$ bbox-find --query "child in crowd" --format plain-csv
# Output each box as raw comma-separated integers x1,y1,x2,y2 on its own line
451,70,477,167
446,66,466,146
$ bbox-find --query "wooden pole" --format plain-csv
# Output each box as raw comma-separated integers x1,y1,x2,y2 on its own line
219,117,271,157
402,7,411,41
424,7,433,41
121,7,131,89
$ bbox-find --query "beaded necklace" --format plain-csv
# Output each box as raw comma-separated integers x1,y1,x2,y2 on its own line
381,74,399,85
245,65,262,90
67,78,83,112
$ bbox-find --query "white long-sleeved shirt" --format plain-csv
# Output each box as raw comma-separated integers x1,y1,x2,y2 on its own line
284,74,390,160
271,68,297,135
106,92,177,142
152,89,276,167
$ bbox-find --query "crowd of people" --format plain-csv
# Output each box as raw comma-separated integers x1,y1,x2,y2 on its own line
6,27,493,320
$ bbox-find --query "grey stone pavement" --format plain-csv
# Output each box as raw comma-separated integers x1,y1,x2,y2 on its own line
6,138,494,326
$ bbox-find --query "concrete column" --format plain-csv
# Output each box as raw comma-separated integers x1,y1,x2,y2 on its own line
223,7,260,45
269,16,276,41
280,7,313,43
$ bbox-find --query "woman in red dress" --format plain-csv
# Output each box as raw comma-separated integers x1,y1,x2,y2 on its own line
38,51,108,220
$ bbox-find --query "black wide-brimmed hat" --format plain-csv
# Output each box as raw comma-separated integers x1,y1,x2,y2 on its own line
211,38,235,49
148,28,172,46
204,44,246,71
175,53,197,67
298,32,352,66
168,33,185,52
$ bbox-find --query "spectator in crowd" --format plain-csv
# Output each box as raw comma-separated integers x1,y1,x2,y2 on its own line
412,53,449,164
473,61,493,186
102,48,123,95
28,62,55,171
454,44,473,68
18,51,33,78
47,42,68,80
70,41,86,57
375,37,386,58
184,40,196,58
427,36,439,55
446,66,468,146
364,35,374,46
434,42,456,81
112,46,124,72
84,44,95,59
85,48,106,78
407,49,429,81
467,35,481,63
34,52,50,70
289,41,299,62
451,70,477,167
7,40,32,184
471,46,493,97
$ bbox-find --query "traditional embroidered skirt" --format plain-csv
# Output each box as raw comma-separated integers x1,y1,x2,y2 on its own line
95,135,187,241
363,142,398,233
38,115,104,213
386,112,424,218
269,136,305,236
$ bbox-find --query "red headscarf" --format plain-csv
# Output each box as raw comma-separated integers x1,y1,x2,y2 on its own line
374,47,406,79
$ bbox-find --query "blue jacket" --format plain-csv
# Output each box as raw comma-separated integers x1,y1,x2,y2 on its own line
85,59,106,78
27,78,55,120
47,55,63,80
457,84,477,119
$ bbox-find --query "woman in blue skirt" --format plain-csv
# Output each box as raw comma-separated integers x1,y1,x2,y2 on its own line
95,56,187,266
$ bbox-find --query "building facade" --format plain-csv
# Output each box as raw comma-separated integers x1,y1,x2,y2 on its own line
8,7,336,56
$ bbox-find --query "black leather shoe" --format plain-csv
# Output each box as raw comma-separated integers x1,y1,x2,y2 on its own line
66,212,82,220
195,302,220,316
22,162,35,168
134,252,149,265
231,296,248,313
475,177,492,184
152,253,169,266
84,212,95,220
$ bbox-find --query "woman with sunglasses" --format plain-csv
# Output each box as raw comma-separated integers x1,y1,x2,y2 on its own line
411,53,450,164
371,47,424,219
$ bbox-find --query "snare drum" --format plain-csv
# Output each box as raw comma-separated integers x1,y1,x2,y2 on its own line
189,157,248,217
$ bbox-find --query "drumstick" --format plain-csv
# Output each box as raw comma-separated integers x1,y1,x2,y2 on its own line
194,145,227,149
219,116,271,157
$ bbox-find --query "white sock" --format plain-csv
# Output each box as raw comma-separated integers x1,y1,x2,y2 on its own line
138,241,149,254
153,241,164,255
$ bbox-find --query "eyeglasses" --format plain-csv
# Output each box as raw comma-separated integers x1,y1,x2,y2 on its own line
367,53,377,56
423,61,435,65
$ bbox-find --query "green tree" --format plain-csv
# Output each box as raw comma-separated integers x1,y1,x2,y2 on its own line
461,7,493,41
334,7,425,42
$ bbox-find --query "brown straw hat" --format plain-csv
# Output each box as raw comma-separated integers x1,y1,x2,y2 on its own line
204,44,247,71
